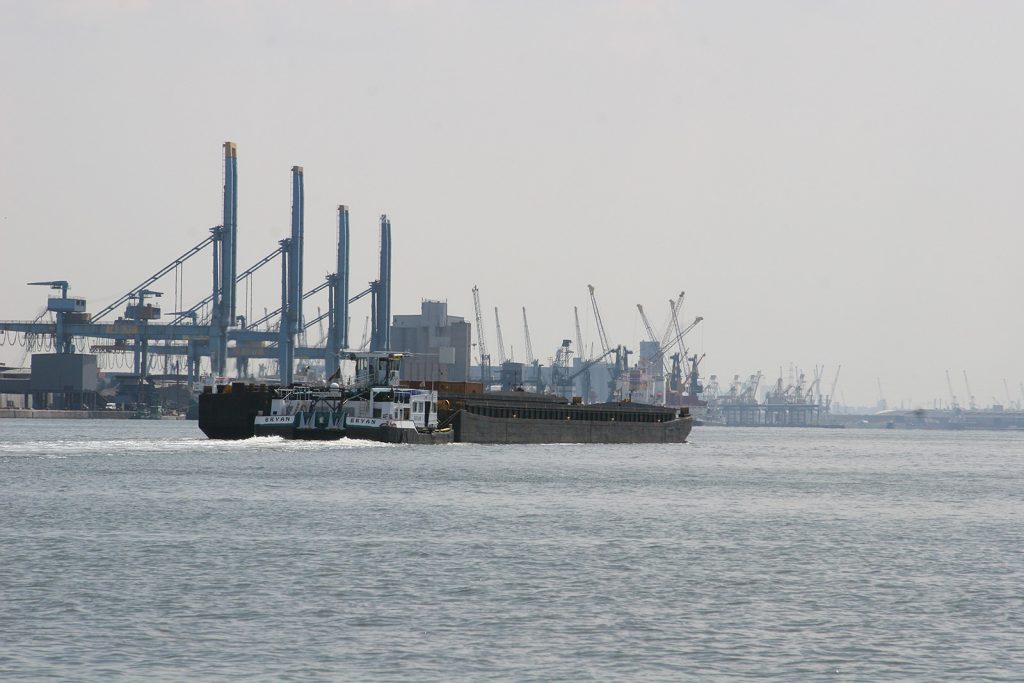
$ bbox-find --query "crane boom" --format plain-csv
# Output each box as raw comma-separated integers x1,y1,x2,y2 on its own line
493,307,507,365
299,287,372,333
574,306,586,362
660,293,683,351
171,246,282,325
945,370,959,410
359,316,370,350
963,370,976,410
670,292,689,356
828,365,842,404
587,284,611,357
660,316,702,356
637,304,658,343
471,286,490,381
522,307,535,365
93,234,215,322
567,345,617,383
248,279,335,330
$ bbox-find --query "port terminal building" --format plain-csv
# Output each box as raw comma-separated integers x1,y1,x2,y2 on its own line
389,300,472,382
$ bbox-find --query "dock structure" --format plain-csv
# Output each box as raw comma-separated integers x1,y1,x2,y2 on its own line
717,401,825,427
704,368,832,426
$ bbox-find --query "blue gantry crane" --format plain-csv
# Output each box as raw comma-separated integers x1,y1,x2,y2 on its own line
0,141,395,393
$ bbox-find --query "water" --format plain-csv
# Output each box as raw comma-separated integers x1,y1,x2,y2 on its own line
1,420,1022,681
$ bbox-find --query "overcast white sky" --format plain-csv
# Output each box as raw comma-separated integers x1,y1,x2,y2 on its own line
1,0,1022,407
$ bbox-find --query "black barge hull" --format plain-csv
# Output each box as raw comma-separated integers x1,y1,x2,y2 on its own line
198,385,273,440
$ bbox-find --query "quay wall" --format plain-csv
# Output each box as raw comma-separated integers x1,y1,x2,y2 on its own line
0,410,181,419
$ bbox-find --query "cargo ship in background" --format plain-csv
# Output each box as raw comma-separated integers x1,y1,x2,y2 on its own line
199,352,693,444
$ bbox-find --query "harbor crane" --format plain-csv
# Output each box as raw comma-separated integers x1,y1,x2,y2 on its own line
573,306,586,362
493,307,507,365
471,286,491,384
659,315,702,399
945,370,959,411
169,245,282,326
741,372,763,402
553,342,630,402
669,294,690,357
803,365,824,405
359,316,370,351
3,143,389,387
91,236,215,323
521,307,535,365
549,339,575,396
660,316,703,358
962,371,977,410
568,345,615,384
587,284,611,358
27,281,76,354
827,365,842,411
637,305,658,343
639,301,678,401
662,294,684,352
28,280,70,298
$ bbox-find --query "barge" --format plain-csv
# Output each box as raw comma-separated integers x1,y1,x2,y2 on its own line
199,353,693,444
435,390,692,443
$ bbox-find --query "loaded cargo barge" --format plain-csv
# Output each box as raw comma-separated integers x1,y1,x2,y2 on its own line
198,352,693,444
435,390,692,444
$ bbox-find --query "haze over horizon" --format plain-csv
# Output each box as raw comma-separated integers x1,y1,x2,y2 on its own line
2,0,1021,408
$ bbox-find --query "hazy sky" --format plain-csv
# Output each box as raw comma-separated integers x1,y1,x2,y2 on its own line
2,0,1022,407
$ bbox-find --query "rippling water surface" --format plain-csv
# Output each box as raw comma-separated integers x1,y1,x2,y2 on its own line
1,419,1022,680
